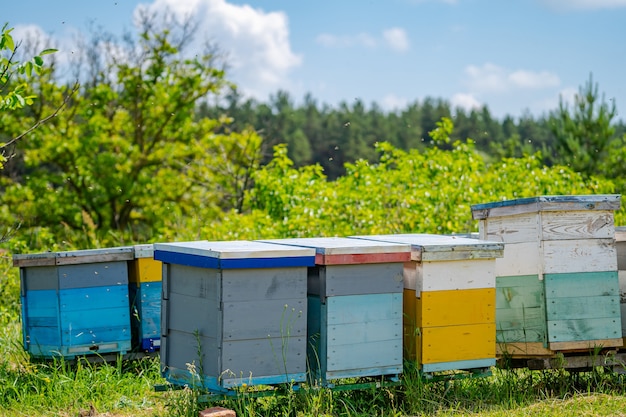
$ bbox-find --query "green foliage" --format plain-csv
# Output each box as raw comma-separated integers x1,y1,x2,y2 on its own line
549,74,618,176
1,25,262,247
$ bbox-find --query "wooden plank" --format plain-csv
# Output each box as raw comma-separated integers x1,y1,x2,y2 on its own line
21,266,59,291
260,237,411,256
481,212,539,244
544,271,619,298
221,337,307,379
129,257,162,283
59,286,129,311
26,327,61,347
166,292,219,336
403,289,419,362
546,296,620,321
13,253,56,267
471,194,621,220
60,306,130,330
133,244,154,259
168,263,219,299
327,318,401,346
324,364,403,380
542,239,617,274
496,306,546,331
154,240,315,260
326,293,402,325
496,274,542,288
418,259,496,292
617,241,626,271
420,288,495,327
222,298,306,340
325,339,402,372
421,323,495,364
496,342,553,357
547,317,622,343
222,267,306,301
495,283,544,310
496,242,541,277
496,327,547,344
58,261,129,289
421,358,495,373
161,329,219,376
541,211,615,240
314,252,410,265
549,338,623,351
322,263,403,297
156,250,315,270
61,326,130,346
526,352,626,370
351,234,503,262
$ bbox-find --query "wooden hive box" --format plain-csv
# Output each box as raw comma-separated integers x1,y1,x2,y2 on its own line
358,234,503,373
471,194,622,356
13,247,133,358
351,234,503,373
615,226,626,344
259,237,411,385
154,240,315,393
128,244,162,352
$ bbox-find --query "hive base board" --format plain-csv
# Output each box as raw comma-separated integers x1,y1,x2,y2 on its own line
497,342,553,357
549,338,623,351
420,358,495,373
499,350,626,371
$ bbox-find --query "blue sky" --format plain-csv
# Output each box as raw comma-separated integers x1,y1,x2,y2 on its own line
5,0,626,120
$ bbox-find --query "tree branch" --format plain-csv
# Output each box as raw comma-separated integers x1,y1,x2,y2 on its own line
1,81,80,149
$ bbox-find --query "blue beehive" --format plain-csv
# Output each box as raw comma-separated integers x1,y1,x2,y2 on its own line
13,247,133,358
260,237,411,385
128,244,162,352
154,240,316,393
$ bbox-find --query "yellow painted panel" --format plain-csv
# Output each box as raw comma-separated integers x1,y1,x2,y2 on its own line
403,289,419,361
129,258,162,283
421,288,495,327
421,323,495,364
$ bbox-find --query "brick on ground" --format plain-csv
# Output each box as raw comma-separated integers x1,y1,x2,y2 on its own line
199,406,236,417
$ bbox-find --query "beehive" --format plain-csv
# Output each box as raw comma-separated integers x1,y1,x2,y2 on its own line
615,226,626,343
259,237,410,384
351,234,503,373
13,247,133,358
471,194,622,355
154,240,315,392
128,244,162,352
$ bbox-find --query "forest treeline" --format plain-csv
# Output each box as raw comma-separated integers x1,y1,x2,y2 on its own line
1,17,626,251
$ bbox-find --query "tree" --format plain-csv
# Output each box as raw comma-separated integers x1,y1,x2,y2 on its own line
0,23,57,169
549,74,617,176
1,16,262,246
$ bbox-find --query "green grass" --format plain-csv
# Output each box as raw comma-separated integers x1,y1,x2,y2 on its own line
3,253,626,417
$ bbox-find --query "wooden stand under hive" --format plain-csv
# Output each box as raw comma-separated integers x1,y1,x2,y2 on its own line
14,247,134,359
351,234,503,375
471,194,623,367
259,237,411,386
154,240,315,393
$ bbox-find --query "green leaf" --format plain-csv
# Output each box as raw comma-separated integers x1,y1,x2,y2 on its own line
39,48,58,56
33,56,44,66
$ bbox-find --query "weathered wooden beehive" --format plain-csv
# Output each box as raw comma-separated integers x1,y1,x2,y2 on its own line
154,240,315,392
471,194,622,356
351,234,503,373
615,226,626,343
13,247,133,358
259,237,411,384
128,244,162,352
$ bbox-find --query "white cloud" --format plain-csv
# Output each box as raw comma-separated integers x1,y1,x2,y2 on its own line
382,28,410,52
451,93,482,111
316,33,377,48
317,27,410,53
381,94,409,111
541,0,626,10
464,63,561,93
136,0,302,97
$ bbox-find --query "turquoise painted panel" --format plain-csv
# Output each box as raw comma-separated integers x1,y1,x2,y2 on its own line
326,339,402,372
547,317,622,342
496,275,541,288
23,290,61,349
59,286,129,311
496,306,546,329
326,293,402,325
422,358,495,373
327,319,401,345
27,326,61,348
61,326,131,346
325,365,402,381
60,306,130,330
496,328,546,344
544,271,619,298
546,295,620,321
130,282,161,351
